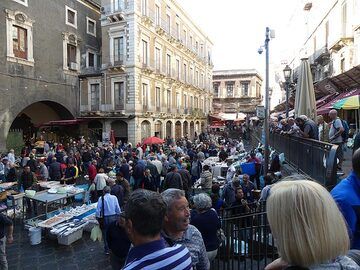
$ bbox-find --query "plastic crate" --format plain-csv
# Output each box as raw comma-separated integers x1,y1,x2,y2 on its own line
57,228,83,245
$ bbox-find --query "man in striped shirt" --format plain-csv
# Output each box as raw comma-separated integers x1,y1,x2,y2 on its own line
122,189,192,270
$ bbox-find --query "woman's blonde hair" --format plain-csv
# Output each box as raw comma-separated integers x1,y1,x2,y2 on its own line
267,179,349,267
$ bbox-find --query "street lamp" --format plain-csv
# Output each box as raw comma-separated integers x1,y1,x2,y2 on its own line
283,65,292,118
258,27,275,176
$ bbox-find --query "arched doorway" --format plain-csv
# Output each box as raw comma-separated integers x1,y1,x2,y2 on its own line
190,121,195,140
201,122,205,133
88,120,103,142
111,120,128,143
195,121,200,134
166,121,172,138
8,101,74,146
183,121,189,138
154,121,163,138
175,121,182,139
141,120,151,140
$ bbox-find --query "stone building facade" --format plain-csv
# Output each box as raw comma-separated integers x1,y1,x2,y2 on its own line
279,0,360,99
212,70,262,114
0,0,101,150
79,0,213,144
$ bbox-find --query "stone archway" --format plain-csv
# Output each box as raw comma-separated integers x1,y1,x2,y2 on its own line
175,121,182,139
154,120,163,138
141,120,151,140
111,120,128,143
7,101,75,148
166,121,173,138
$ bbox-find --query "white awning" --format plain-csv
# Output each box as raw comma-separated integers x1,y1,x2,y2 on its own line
218,112,247,121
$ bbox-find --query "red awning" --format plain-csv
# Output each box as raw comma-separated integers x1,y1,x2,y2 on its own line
37,119,85,127
317,88,360,115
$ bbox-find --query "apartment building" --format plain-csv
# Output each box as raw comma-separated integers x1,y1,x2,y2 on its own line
80,0,213,144
281,0,360,95
212,70,262,115
0,0,101,151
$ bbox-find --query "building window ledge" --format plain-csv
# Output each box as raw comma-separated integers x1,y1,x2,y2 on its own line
63,69,80,76
7,56,34,66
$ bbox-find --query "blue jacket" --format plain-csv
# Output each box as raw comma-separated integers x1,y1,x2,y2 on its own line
331,171,360,249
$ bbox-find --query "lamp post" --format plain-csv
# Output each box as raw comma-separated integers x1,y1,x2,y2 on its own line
258,27,274,176
283,65,292,118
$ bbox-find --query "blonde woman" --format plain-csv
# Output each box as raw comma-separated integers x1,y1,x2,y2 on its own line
265,180,359,270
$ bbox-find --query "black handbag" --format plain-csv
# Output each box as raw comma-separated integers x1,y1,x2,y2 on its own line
97,196,105,229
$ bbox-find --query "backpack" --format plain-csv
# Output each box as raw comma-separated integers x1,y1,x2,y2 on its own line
341,120,349,142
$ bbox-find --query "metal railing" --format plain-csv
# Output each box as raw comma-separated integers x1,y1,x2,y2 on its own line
212,208,278,270
250,128,338,189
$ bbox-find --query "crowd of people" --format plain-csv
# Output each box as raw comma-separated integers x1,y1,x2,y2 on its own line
0,129,275,270
0,123,360,270
269,109,351,173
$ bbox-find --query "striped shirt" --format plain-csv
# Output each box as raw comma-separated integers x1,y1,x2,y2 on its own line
123,238,192,270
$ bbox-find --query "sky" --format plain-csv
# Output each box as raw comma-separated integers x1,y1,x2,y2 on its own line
180,0,306,107
181,0,301,73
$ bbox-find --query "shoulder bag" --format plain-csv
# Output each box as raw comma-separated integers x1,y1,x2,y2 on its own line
97,195,105,229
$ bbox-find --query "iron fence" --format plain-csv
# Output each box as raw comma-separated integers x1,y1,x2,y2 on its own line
250,128,338,189
211,208,278,270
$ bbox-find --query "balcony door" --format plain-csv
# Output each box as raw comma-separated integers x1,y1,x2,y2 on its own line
90,83,100,111
114,82,125,110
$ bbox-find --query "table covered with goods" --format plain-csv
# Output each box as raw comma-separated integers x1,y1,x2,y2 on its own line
21,181,100,246
26,203,99,246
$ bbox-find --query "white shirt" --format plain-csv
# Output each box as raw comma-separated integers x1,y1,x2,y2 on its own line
7,153,15,164
95,173,109,191
237,142,245,152
151,159,163,174
137,147,143,159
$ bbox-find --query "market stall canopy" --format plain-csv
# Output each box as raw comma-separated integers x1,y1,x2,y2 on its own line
317,88,360,114
36,119,84,128
333,95,360,110
217,112,247,121
294,58,317,121
142,136,164,145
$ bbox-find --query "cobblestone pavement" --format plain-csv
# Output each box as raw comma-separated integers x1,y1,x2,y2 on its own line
7,224,112,270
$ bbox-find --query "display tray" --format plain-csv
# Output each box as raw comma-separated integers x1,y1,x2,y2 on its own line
37,213,73,228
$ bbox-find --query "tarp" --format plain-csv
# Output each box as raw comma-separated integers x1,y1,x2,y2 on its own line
37,119,84,128
317,88,360,115
217,113,247,121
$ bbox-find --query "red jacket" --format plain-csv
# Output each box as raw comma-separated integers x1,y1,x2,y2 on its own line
88,165,97,181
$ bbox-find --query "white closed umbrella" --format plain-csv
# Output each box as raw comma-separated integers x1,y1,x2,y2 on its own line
294,58,317,121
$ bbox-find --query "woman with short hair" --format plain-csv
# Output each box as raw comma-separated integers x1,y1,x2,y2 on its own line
266,179,359,270
190,193,221,262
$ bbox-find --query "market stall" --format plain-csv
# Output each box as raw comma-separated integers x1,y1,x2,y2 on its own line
27,203,98,246
22,186,86,220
